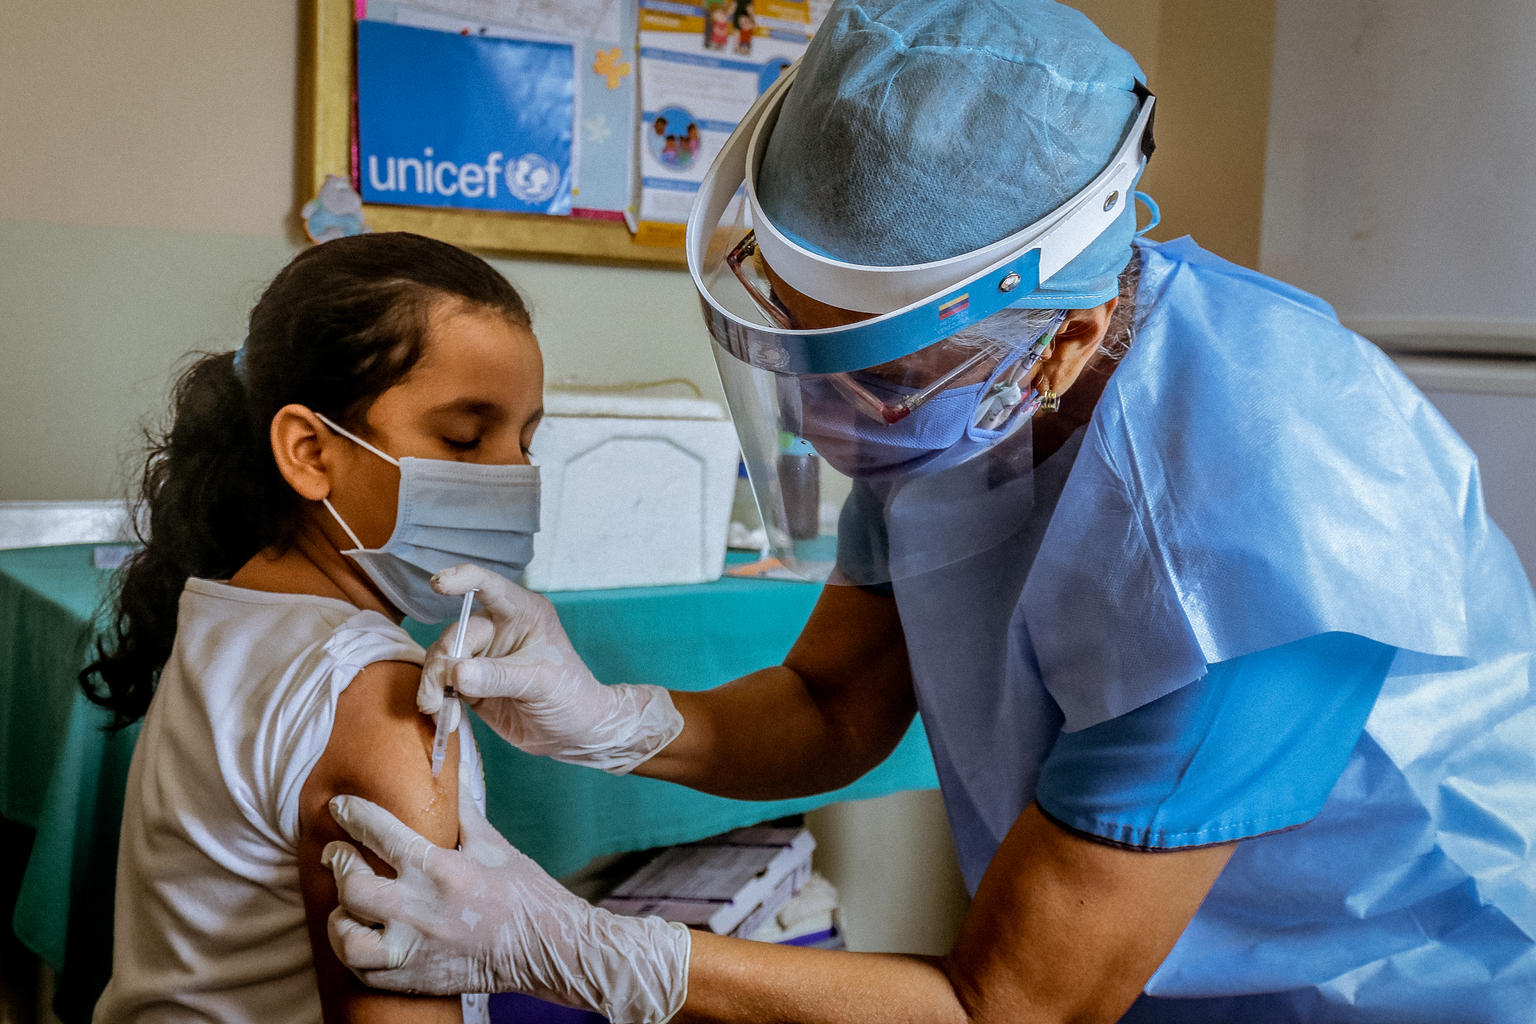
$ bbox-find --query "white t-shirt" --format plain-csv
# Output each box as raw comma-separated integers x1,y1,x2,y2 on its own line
95,579,490,1024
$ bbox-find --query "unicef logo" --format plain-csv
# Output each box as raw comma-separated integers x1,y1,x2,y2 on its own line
507,153,560,203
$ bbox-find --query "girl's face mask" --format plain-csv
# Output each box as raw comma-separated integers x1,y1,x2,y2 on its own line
315,412,540,622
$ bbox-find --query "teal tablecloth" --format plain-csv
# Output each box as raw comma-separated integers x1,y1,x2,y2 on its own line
3,544,936,1004
0,545,111,829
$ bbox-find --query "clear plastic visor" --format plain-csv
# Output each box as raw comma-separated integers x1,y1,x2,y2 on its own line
711,328,1053,586
702,200,1062,585
726,229,1023,424
689,66,1149,584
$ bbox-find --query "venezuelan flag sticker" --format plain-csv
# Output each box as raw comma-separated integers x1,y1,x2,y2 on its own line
938,293,970,320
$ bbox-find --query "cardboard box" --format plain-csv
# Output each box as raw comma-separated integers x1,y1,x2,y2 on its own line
599,825,816,936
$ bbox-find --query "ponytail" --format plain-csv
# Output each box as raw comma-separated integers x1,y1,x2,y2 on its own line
81,350,292,727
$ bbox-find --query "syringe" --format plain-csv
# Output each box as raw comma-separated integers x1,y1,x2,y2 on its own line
430,588,477,778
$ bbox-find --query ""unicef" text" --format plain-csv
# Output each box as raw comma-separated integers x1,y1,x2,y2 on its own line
367,148,560,204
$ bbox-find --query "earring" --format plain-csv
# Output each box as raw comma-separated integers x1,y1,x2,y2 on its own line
1035,380,1060,414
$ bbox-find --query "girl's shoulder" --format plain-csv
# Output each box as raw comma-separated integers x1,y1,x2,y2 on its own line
177,578,424,676
157,580,431,847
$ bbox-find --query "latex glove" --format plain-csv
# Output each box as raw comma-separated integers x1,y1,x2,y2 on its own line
322,772,690,1023
420,563,684,774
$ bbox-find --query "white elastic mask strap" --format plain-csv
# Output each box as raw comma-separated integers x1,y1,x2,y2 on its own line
314,411,401,467
322,498,366,552
313,411,394,553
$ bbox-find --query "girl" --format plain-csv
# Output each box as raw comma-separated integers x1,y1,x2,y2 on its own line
81,232,545,1023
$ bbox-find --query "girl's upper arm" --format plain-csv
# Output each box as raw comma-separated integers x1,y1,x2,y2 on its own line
297,658,466,1023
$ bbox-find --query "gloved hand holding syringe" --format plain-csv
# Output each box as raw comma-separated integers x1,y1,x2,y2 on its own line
429,587,477,777
419,563,683,775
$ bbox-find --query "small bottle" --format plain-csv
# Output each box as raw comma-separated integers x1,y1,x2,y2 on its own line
731,460,762,532
777,432,820,541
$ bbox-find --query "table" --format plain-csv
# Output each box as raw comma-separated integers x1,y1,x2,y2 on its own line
1,544,937,1021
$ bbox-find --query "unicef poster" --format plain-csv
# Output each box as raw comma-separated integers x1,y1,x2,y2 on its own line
633,1,822,246
357,19,575,216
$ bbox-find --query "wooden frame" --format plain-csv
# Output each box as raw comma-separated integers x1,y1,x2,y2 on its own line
298,0,684,266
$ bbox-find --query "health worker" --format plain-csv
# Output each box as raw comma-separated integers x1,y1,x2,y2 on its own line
319,2,1536,1020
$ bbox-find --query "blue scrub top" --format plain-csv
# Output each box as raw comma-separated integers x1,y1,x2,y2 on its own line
847,238,1536,1021
1036,632,1393,851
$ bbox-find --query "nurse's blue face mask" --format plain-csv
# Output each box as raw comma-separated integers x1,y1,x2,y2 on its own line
314,412,540,622
796,318,1062,478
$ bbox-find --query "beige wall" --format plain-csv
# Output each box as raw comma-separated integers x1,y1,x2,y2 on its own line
0,3,718,500
1146,1,1277,266
0,3,298,237
1079,0,1277,267
0,0,1275,501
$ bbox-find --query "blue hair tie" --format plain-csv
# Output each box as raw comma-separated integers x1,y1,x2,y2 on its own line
232,342,249,383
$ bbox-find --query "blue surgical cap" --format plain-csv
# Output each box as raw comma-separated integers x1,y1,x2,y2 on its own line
757,0,1147,308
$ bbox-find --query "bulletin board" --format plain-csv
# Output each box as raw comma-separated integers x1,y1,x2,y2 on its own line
300,0,685,266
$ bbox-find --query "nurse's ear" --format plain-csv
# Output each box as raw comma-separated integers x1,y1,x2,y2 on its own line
269,404,338,501
1033,298,1118,400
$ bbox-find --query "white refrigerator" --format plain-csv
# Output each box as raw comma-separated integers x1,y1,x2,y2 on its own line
1391,356,1536,578
1262,0,1536,579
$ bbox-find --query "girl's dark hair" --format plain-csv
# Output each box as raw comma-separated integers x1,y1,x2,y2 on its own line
80,232,531,727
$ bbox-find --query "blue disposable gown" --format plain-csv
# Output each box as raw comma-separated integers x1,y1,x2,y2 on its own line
862,238,1536,1020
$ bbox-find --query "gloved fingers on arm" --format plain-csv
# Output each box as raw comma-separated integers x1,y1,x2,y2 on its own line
450,764,561,890
329,794,441,877
455,771,509,860
327,905,402,974
419,615,496,717
327,754,688,1012
321,840,411,927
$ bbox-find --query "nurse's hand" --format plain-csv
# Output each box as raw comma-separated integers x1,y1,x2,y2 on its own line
420,563,684,774
322,776,690,1023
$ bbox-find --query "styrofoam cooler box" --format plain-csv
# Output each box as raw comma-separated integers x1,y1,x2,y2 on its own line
521,389,741,591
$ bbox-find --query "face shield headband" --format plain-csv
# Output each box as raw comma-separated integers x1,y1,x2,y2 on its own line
685,62,1155,377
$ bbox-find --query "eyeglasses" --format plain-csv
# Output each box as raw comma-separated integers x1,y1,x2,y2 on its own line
728,230,1018,425
725,230,797,329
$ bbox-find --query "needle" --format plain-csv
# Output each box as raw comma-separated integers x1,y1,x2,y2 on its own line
430,588,477,778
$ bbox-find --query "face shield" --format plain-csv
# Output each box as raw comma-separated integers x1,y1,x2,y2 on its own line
687,64,1154,585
